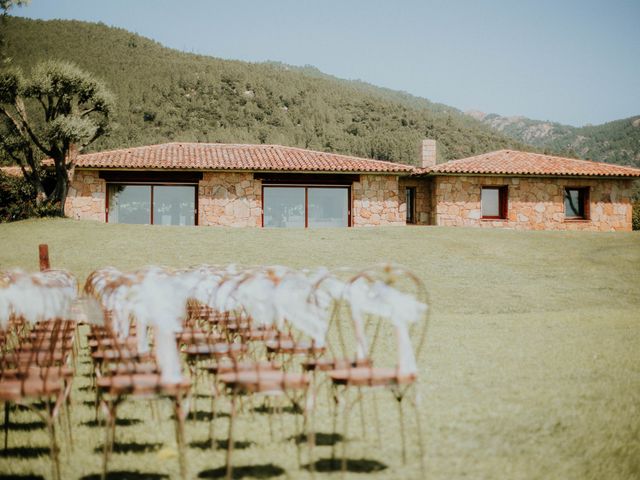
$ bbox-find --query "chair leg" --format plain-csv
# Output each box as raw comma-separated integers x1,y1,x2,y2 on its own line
94,384,101,422
330,386,339,461
409,390,426,475
64,393,74,451
46,400,61,480
149,400,157,421
276,399,286,442
225,389,238,480
189,361,198,416
101,400,118,480
396,395,406,465
208,391,218,448
3,402,9,450
101,416,110,480
174,396,188,480
372,390,382,447
341,390,352,477
357,387,366,438
305,387,316,476
294,399,303,468
266,397,274,441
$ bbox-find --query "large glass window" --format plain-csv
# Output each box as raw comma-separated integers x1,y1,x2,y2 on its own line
263,186,350,228
263,187,305,227
107,184,196,225
108,185,151,224
154,186,195,226
308,188,348,227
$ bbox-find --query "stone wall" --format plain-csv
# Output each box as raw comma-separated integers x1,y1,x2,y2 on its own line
398,178,432,225
65,170,106,221
433,175,635,231
198,172,262,227
352,175,405,226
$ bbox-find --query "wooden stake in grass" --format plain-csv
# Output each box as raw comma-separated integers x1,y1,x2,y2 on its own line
39,244,50,271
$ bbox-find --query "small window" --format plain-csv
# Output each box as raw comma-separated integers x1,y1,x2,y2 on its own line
564,187,589,220
406,187,416,224
481,186,508,219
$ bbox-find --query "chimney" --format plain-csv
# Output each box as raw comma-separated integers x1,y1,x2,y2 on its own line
421,139,437,168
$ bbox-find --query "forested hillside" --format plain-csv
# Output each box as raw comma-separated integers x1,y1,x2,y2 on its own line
3,16,530,165
467,111,640,168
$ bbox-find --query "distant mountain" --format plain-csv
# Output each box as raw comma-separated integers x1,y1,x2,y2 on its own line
4,16,638,172
1,16,530,166
466,111,640,168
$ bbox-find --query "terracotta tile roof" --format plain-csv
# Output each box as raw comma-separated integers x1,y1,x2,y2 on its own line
74,143,414,174
426,150,640,177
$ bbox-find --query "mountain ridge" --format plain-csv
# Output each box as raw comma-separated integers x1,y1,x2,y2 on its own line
2,16,533,166
3,16,638,171
465,110,640,168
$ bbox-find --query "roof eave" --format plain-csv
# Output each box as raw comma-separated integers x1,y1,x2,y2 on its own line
424,172,640,180
74,166,411,175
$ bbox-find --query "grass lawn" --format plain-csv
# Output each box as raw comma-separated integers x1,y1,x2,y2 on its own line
0,218,639,480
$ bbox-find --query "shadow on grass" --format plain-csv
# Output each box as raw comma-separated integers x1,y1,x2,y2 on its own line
3,420,45,431
78,385,95,392
304,457,387,473
290,432,344,446
198,463,285,479
171,410,228,422
23,401,46,410
0,475,45,480
93,442,163,454
81,418,142,428
189,439,254,450
0,446,49,458
194,393,214,399
252,404,302,415
80,472,169,480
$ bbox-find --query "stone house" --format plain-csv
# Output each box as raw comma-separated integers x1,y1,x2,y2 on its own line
64,143,413,228
62,141,640,231
416,147,640,231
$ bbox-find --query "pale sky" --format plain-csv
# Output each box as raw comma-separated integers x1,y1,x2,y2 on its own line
14,0,640,127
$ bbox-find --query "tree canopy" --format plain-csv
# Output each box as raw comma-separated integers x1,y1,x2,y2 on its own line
0,60,113,213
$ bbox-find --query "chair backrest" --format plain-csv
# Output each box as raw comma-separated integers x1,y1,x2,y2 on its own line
333,264,430,375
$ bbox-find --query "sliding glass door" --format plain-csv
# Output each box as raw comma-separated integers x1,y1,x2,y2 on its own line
263,186,350,228
262,187,305,227
153,186,196,226
308,188,349,227
107,185,151,224
107,184,196,225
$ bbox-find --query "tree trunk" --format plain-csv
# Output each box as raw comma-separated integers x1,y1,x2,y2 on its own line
56,143,78,216
31,172,47,206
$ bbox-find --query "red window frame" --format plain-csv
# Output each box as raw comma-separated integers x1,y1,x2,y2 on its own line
564,187,590,220
481,186,508,220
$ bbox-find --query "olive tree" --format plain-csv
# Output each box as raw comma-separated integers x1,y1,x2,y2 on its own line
0,61,113,214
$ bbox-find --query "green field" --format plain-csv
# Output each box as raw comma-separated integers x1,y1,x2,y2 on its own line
0,218,639,479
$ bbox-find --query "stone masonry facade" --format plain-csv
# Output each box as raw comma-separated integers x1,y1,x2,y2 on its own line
65,170,106,221
433,175,634,231
198,172,262,227
352,175,404,226
65,169,635,231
